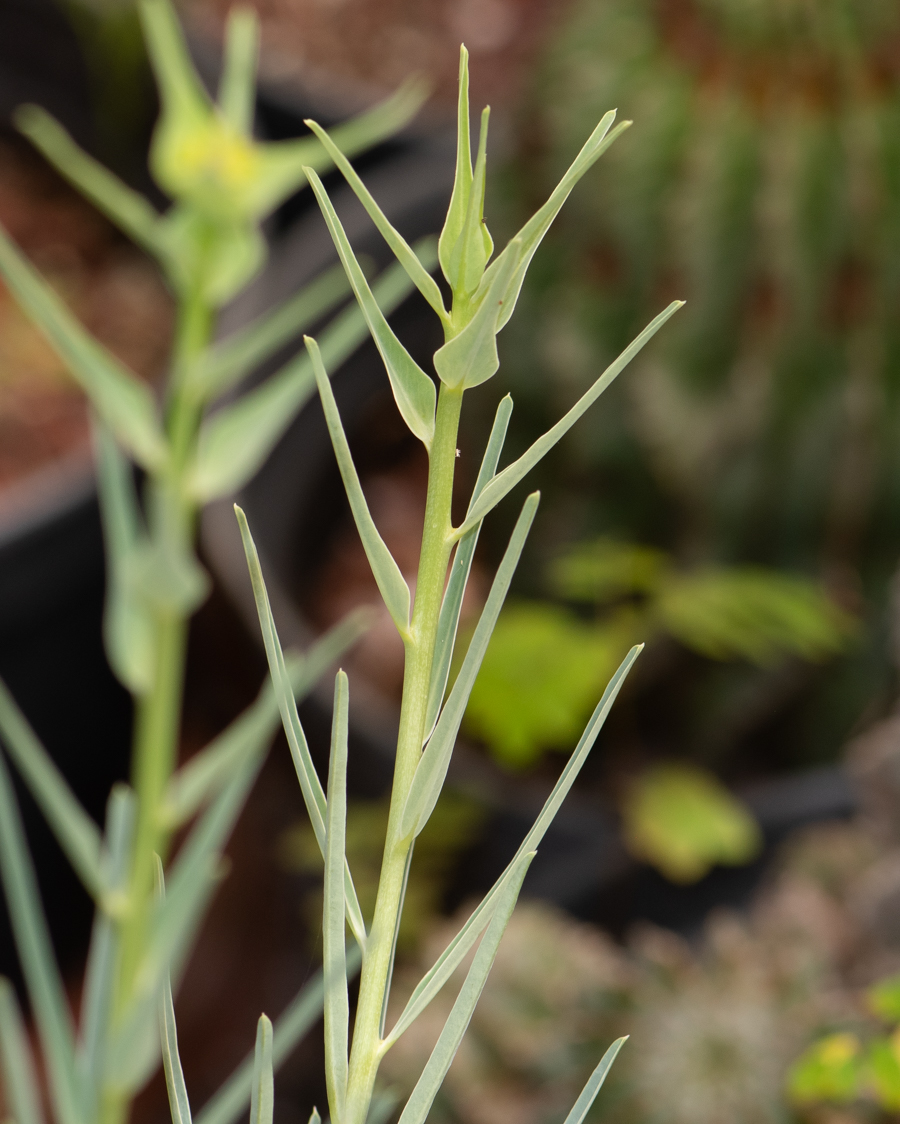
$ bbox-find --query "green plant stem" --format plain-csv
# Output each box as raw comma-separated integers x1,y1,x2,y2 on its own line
344,384,463,1124
111,285,213,1122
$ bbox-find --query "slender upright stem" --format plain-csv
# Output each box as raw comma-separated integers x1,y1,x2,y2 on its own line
343,384,463,1124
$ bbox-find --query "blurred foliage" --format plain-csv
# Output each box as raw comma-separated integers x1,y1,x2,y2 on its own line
621,763,761,883
278,791,483,952
464,537,853,770
493,0,900,770
788,973,900,1113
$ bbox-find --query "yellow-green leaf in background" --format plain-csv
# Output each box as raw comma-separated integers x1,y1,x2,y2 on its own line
622,763,761,883
869,1032,900,1112
655,567,855,666
868,973,900,1024
549,537,668,604
788,1033,862,1104
463,602,630,769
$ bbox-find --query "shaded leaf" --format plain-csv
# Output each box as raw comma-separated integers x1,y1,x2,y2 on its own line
562,1038,627,1124
0,978,45,1124
250,1017,274,1124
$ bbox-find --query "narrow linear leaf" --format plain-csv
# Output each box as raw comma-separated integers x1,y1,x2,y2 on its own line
14,107,162,257
0,752,81,1124
439,46,473,285
433,240,520,390
0,978,45,1124
457,302,684,537
94,422,154,695
423,396,513,742
395,852,535,1124
194,952,359,1124
160,974,192,1124
380,841,415,1039
77,787,134,1115
218,7,258,135
0,227,165,468
305,167,436,445
387,645,642,1044
235,506,367,947
0,677,105,901
402,493,539,840
483,112,628,332
447,106,492,297
198,263,352,399
306,337,411,633
140,0,211,119
323,672,350,1122
189,256,418,501
307,1110,321,1124
562,1038,628,1124
250,1017,274,1124
164,610,370,827
367,1092,399,1124
304,120,447,321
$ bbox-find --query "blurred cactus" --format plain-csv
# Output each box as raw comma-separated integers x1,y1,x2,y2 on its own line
497,0,900,765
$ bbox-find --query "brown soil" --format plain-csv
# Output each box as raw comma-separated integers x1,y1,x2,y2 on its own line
0,131,172,489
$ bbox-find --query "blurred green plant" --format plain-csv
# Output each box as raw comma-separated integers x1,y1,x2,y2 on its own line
789,973,900,1113
464,537,854,770
0,4,425,1124
622,763,761,883
498,0,900,767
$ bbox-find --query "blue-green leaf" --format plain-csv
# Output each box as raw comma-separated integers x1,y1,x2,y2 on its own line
159,973,192,1124
457,302,683,536
305,167,436,446
306,336,411,633
0,978,45,1124
562,1039,627,1124
439,47,474,288
323,673,350,1122
250,1017,274,1124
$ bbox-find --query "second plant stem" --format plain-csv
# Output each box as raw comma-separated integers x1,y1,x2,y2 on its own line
343,383,464,1124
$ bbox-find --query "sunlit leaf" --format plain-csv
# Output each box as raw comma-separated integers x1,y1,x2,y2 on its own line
789,1033,862,1105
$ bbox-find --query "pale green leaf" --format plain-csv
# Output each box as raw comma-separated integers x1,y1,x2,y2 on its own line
0,978,45,1124
323,673,350,1122
250,1017,274,1124
395,852,535,1124
386,645,641,1044
457,301,683,536
218,8,258,135
447,106,492,298
0,677,105,901
196,263,352,400
140,0,210,122
305,168,436,445
433,240,520,389
189,257,417,501
562,1038,627,1124
306,337,412,633
94,422,154,695
160,974,192,1124
0,227,165,468
439,46,473,287
401,493,539,840
235,506,367,947
423,396,512,742
303,120,447,322
0,753,80,1124
480,111,627,332
307,1110,321,1124
13,107,162,258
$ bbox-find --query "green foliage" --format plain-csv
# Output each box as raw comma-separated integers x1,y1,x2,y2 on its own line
789,1033,863,1104
621,764,761,883
502,0,900,767
465,536,854,771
